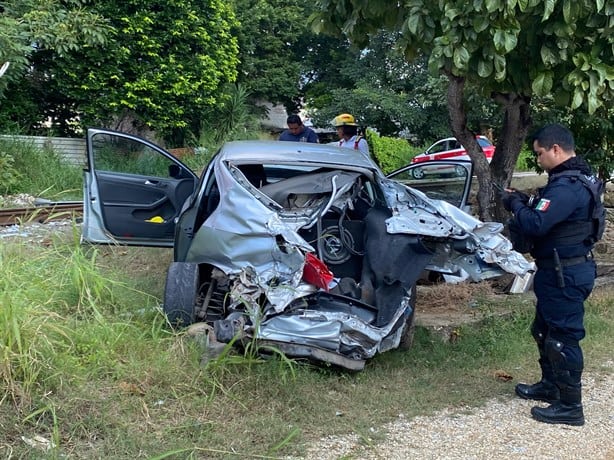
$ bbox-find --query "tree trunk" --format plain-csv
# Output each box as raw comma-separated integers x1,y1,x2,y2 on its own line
446,73,533,223
490,92,532,223
446,74,495,221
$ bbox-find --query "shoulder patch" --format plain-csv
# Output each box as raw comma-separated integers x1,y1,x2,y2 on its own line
535,198,551,211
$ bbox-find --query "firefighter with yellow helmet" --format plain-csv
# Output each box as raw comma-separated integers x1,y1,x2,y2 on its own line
333,113,370,156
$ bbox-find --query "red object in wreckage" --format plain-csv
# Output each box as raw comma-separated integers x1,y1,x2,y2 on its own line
302,252,334,291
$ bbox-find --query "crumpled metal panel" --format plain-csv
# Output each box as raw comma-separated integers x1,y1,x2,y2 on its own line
254,302,409,360
186,159,312,282
381,177,533,277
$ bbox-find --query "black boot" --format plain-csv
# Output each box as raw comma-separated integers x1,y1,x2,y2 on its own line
531,385,584,426
515,358,560,403
515,379,560,403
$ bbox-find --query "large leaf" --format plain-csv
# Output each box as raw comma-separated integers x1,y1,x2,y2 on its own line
453,46,470,69
532,71,553,96
542,0,556,21
477,59,493,78
571,87,584,109
540,45,558,66
406,14,421,34
485,0,503,13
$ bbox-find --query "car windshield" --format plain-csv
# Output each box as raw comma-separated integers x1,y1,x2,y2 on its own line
478,138,492,147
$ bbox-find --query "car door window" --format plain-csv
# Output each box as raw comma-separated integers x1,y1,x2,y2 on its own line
428,141,447,154
92,133,176,177
388,162,471,208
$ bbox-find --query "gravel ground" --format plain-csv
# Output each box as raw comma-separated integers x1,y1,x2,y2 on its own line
294,361,614,460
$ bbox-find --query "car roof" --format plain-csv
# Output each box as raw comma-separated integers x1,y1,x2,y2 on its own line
218,140,379,170
434,135,489,143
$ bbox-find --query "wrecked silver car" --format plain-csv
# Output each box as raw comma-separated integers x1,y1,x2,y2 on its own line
82,129,533,370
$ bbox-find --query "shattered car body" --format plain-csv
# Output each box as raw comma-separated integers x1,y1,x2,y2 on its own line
82,129,533,370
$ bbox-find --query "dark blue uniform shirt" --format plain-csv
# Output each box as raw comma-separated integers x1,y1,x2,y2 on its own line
510,157,594,260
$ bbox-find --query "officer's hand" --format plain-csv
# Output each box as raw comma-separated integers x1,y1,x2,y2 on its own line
501,190,529,211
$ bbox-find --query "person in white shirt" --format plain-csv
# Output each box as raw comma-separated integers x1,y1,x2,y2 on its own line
333,113,370,156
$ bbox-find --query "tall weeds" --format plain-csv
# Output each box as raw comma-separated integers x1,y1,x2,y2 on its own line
0,138,82,199
0,231,160,406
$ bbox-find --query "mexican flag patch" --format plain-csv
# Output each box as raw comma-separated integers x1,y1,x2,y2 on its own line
535,198,551,211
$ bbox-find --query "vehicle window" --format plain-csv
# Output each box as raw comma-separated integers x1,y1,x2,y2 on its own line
91,133,175,177
478,138,492,147
451,141,462,150
391,164,468,207
428,141,447,154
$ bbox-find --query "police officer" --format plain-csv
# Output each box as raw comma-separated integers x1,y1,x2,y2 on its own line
502,124,599,426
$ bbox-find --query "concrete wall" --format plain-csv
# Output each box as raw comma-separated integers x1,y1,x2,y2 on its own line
0,134,86,166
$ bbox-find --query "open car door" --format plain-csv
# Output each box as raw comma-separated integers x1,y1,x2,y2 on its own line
82,128,198,246
387,160,473,213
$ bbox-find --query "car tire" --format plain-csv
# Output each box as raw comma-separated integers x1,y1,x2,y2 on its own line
163,262,199,328
412,168,425,179
399,284,417,350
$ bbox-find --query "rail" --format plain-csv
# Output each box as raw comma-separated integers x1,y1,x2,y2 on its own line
0,201,83,226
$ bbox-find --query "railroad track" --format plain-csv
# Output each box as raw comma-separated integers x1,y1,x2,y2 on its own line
1,201,611,227
0,201,83,226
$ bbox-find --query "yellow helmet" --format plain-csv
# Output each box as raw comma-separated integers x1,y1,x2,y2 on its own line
333,113,358,127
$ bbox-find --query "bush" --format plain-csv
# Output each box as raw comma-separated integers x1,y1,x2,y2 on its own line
366,130,423,174
515,147,534,172
0,148,21,194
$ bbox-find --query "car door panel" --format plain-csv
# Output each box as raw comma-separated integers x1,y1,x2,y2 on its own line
95,172,181,239
82,128,198,246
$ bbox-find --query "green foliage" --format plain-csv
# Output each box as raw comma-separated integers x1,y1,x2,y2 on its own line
0,148,21,194
366,129,420,174
568,106,614,181
198,84,262,146
0,0,111,97
530,97,614,180
514,147,534,172
313,0,614,115
306,35,454,142
0,1,240,144
0,138,82,199
231,0,311,110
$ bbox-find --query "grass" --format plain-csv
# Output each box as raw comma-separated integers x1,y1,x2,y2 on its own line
1,228,612,459
0,134,611,457
0,138,83,201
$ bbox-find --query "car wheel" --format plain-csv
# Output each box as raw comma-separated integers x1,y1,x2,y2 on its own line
163,262,199,328
412,168,425,179
399,284,417,350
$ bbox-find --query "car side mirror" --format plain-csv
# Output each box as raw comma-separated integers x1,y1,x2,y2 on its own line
169,164,182,178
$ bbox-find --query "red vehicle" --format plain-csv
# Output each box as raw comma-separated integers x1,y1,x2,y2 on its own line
409,136,495,179
412,136,495,163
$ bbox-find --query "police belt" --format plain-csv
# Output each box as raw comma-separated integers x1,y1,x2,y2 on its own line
535,255,592,269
